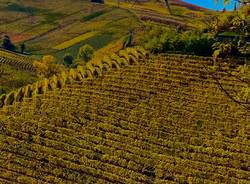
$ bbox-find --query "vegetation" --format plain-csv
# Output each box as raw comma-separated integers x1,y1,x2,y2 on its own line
2,35,16,51
0,0,249,183
53,32,98,50
82,10,107,21
0,63,37,96
0,47,249,183
139,23,215,56
78,44,95,63
0,49,35,72
63,53,74,66
0,1,141,61
33,55,64,78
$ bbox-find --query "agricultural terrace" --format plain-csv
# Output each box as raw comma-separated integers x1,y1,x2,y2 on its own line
105,0,213,29
0,49,37,95
0,63,37,96
0,48,249,183
0,0,140,61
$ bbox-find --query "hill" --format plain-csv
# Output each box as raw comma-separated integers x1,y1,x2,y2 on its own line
0,49,37,95
0,48,249,183
0,0,213,61
105,0,212,29
0,0,140,60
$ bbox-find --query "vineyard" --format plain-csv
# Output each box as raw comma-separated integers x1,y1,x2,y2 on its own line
0,49,35,72
0,49,37,96
105,0,211,29
0,47,249,183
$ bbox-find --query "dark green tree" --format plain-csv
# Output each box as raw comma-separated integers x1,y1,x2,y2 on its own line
123,29,133,49
2,35,15,51
63,54,74,66
20,43,25,54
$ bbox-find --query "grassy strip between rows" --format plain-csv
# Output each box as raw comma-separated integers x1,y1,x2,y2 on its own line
53,31,98,50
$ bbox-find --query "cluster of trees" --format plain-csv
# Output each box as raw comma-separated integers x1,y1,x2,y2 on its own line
138,0,250,58
2,35,26,54
63,45,95,67
139,23,216,56
210,4,250,59
34,44,95,78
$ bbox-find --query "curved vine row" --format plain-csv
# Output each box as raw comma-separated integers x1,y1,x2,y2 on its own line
0,47,148,109
0,49,35,72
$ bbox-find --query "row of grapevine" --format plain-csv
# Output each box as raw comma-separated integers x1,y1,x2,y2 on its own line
0,49,35,72
0,47,148,109
0,50,249,183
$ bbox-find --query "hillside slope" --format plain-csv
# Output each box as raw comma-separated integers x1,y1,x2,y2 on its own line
0,49,35,72
105,0,211,29
0,49,249,183
0,49,37,95
0,0,140,59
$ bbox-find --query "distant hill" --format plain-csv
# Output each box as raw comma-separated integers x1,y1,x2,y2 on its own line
171,0,209,11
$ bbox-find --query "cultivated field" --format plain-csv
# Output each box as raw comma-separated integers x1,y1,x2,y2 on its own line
0,49,37,95
0,48,249,183
0,1,249,183
105,0,212,29
0,0,140,60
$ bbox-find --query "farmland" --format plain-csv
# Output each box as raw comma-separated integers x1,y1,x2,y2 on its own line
0,49,37,95
0,0,213,61
0,0,140,61
0,63,37,95
0,47,249,183
0,0,249,183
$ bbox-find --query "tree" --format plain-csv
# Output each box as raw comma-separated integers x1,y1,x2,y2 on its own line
210,2,250,107
2,35,15,51
63,54,74,66
215,0,250,8
163,0,171,14
123,29,134,49
234,2,237,11
33,55,63,78
20,43,25,54
78,45,94,62
214,0,231,6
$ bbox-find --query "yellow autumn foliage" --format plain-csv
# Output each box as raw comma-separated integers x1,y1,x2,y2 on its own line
33,55,64,78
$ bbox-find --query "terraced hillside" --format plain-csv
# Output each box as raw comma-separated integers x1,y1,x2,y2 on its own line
0,49,35,72
105,0,211,29
0,48,249,183
0,49,37,95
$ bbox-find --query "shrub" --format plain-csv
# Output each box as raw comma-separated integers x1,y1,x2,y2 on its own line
2,35,15,51
33,55,64,78
78,45,95,62
212,41,240,60
183,33,215,56
139,23,215,56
